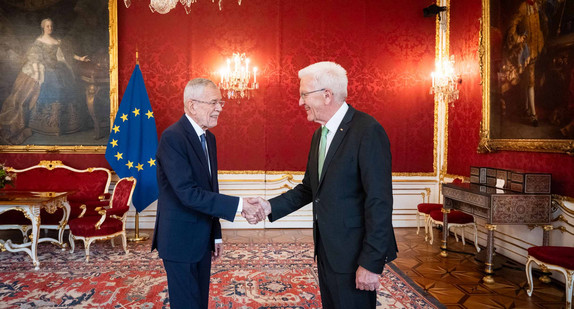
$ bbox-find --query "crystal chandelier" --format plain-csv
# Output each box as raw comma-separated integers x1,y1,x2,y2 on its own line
430,55,460,105
219,53,258,100
124,0,243,13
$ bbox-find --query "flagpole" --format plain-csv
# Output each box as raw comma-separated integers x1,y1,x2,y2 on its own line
128,211,149,242
126,47,149,243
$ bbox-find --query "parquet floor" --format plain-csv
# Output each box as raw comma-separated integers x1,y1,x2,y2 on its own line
222,227,568,309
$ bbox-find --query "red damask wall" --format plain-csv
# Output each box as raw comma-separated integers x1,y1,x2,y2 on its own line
448,0,574,196
117,0,436,172
0,0,435,173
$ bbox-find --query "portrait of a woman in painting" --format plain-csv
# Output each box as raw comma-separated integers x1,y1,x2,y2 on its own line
0,0,111,148
0,18,89,145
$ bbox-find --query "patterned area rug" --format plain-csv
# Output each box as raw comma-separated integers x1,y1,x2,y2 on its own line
0,240,444,308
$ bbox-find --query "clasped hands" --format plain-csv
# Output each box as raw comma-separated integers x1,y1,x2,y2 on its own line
241,197,271,224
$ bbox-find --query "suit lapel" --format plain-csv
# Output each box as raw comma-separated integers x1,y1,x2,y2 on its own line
206,131,218,191
309,129,321,191
179,116,212,183
318,106,355,186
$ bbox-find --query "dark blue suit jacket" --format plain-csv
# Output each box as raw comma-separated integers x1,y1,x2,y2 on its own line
152,115,238,263
269,105,397,274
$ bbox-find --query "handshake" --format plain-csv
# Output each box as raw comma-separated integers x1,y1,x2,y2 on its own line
241,197,271,224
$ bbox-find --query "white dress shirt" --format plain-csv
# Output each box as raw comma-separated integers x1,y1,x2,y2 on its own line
322,102,349,156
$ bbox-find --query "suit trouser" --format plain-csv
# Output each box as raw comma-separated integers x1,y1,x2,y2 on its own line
163,248,212,309
316,232,376,309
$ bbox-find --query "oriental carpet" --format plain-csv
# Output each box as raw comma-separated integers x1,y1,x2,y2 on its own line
0,240,444,308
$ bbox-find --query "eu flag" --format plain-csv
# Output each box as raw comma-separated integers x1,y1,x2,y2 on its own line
105,65,158,212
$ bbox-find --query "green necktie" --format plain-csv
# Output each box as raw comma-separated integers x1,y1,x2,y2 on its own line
318,126,329,179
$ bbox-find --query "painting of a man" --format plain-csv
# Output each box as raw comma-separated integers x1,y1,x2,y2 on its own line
491,0,574,140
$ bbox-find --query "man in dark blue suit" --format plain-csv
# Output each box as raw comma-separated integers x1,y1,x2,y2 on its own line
152,78,264,309
249,62,398,309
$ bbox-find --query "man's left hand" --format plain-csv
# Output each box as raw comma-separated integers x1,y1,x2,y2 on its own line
355,265,380,291
212,243,223,261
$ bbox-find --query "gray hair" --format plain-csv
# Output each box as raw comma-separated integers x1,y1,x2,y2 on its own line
298,61,348,102
183,78,218,104
40,18,52,30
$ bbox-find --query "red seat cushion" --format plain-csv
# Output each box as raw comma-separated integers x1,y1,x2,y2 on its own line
429,209,474,224
528,246,574,270
417,203,443,214
69,216,123,238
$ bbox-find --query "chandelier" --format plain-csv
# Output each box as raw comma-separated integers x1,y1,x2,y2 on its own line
430,55,460,105
219,53,258,100
124,0,243,13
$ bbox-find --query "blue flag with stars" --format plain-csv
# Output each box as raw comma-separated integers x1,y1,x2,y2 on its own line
105,64,158,213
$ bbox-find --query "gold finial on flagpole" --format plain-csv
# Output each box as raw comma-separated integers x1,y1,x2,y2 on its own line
136,47,139,65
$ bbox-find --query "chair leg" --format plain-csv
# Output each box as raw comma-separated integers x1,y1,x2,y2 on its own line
121,232,129,255
526,257,535,296
429,220,436,245
69,233,75,253
111,237,115,248
566,270,573,309
452,226,460,242
461,226,466,246
424,215,430,242
416,211,420,235
84,238,95,262
472,223,480,252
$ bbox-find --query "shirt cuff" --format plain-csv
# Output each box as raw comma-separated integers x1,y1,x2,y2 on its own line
214,239,222,244
236,197,243,214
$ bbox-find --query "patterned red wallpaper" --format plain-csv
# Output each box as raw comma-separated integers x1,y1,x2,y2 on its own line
0,0,436,173
448,0,574,195
117,0,437,172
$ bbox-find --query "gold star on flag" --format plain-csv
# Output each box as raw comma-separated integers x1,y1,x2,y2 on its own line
126,161,134,169
146,110,154,119
121,114,128,122
112,125,120,133
115,152,123,160
148,158,156,166
136,163,144,171
133,108,140,117
110,139,118,147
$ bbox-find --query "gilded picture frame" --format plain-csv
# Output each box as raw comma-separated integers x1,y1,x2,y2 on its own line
478,0,574,155
0,0,118,153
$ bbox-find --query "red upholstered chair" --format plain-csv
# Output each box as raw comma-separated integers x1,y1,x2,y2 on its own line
416,203,443,240
416,178,463,240
526,246,574,309
428,209,480,252
68,177,136,262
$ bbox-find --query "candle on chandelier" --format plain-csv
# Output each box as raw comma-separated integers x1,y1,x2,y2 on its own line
246,58,249,76
253,67,257,84
234,54,240,72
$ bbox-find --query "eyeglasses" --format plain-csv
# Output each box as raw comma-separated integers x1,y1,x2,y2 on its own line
300,88,326,100
191,99,225,107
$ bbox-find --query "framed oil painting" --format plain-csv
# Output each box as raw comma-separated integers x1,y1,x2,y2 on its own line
479,0,574,155
0,0,117,153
